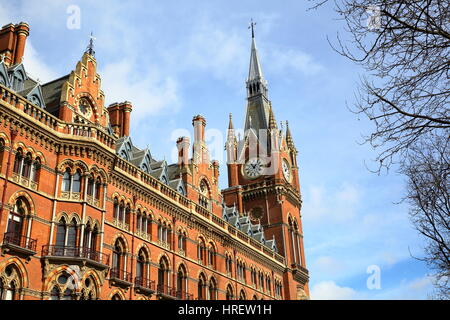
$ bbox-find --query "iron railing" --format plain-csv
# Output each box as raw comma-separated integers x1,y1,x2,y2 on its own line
3,232,37,252
110,267,132,283
135,276,155,291
41,245,110,265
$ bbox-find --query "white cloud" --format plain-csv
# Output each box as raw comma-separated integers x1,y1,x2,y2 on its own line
311,281,357,300
100,59,179,120
268,48,324,76
303,182,361,222
23,41,58,83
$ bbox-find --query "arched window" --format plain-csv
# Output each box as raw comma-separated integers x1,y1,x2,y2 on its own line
113,198,119,220
67,218,78,248
21,153,31,178
136,209,142,232
136,248,149,284
119,201,125,222
72,170,81,193
226,285,234,300
125,204,131,227
176,264,187,298
6,197,29,245
208,243,216,268
112,239,126,277
92,177,101,200
82,276,97,300
197,238,206,264
208,278,217,300
157,257,169,293
87,177,94,197
13,148,23,174
239,289,246,300
1,265,22,300
30,157,41,183
62,168,71,192
197,273,206,300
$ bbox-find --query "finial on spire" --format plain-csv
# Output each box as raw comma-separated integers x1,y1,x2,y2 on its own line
228,113,234,130
249,18,256,39
86,32,96,56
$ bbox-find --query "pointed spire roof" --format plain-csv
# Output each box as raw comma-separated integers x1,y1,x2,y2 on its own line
228,113,234,130
248,37,265,82
286,120,297,151
268,105,277,130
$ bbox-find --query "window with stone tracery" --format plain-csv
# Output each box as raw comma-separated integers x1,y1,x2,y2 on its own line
0,264,22,300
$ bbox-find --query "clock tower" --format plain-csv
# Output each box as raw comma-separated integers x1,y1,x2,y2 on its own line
223,27,309,299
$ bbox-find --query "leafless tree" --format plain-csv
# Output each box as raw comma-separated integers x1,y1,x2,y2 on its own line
403,134,449,299
309,0,450,298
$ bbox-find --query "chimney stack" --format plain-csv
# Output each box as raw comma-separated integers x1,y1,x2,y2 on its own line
0,22,29,66
107,101,133,137
176,136,190,166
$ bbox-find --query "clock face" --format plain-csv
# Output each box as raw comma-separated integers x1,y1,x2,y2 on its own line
244,158,263,179
282,159,291,182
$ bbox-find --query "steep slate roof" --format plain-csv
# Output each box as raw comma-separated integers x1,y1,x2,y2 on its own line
41,75,69,115
222,204,277,253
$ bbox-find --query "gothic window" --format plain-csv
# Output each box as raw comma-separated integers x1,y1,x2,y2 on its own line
178,231,186,251
87,177,94,196
95,178,101,200
13,148,23,174
118,201,125,222
226,285,234,300
0,139,4,170
81,277,97,300
125,204,131,227
136,248,149,283
62,168,71,192
208,278,217,300
55,217,79,251
49,273,76,300
157,257,169,292
208,243,216,269
72,170,81,193
226,254,233,275
0,265,22,300
239,289,246,300
197,273,206,300
6,198,29,244
112,239,126,279
113,198,119,220
136,209,141,232
30,157,41,182
176,264,187,296
197,238,206,264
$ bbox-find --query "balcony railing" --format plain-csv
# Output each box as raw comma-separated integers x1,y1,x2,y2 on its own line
41,245,110,265
156,284,177,299
175,290,194,300
110,268,132,284
135,276,155,291
3,232,37,252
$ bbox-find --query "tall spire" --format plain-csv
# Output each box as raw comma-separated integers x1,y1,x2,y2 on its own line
244,20,271,135
246,19,268,98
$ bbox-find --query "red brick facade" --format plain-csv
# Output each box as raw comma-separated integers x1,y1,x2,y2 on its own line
0,22,309,300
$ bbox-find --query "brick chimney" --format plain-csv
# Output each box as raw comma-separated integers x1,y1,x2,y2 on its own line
107,101,133,137
0,22,30,66
176,136,190,166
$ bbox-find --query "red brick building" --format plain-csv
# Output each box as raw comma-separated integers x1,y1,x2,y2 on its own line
0,22,309,300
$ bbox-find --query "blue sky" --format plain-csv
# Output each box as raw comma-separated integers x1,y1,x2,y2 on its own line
0,0,434,299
